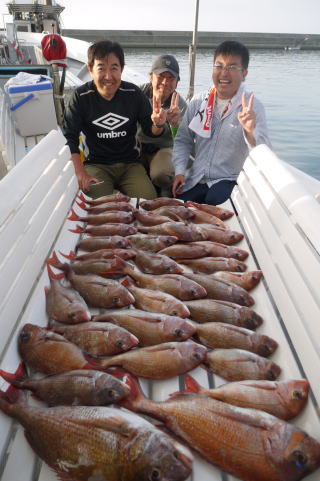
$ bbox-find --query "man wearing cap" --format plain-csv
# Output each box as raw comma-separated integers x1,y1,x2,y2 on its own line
139,54,187,196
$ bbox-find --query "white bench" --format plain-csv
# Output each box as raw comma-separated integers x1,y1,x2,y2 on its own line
0,140,319,481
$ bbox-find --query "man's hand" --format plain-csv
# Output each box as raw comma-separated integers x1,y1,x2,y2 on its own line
166,92,181,128
151,95,167,127
172,174,185,197
71,153,99,192
238,93,256,146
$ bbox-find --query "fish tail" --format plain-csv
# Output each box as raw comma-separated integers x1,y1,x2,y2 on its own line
0,384,25,415
46,263,65,280
69,224,85,234
0,363,27,386
67,208,80,221
46,250,63,268
75,200,88,211
59,249,76,260
77,192,87,203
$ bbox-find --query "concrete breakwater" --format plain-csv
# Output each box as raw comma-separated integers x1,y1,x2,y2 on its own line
62,29,320,50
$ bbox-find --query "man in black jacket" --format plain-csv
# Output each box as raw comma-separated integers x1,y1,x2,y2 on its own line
63,40,167,199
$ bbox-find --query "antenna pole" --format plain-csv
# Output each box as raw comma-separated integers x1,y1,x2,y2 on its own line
187,0,200,101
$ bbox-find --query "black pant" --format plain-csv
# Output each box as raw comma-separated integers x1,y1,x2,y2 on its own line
177,180,236,205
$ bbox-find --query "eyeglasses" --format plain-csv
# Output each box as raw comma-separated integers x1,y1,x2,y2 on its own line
213,64,243,72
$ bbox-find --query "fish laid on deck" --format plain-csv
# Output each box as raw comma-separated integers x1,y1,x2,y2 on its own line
0,392,192,481
100,342,207,379
45,277,91,325
183,271,254,306
185,299,263,329
193,322,277,356
49,321,139,356
121,375,320,481
127,233,178,252
93,309,196,346
204,348,281,381
183,375,309,421
0,367,130,406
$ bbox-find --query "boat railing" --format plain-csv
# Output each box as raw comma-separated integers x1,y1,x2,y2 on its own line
232,144,320,407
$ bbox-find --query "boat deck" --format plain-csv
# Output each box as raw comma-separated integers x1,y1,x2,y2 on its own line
0,133,320,481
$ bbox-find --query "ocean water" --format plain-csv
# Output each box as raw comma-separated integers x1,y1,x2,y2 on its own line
125,48,320,180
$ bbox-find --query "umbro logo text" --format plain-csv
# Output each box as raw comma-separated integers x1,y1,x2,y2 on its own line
97,131,127,139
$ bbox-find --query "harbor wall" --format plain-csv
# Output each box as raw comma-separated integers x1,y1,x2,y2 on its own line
61,29,320,49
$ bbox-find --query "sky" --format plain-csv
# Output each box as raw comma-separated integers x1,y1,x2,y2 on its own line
0,0,319,34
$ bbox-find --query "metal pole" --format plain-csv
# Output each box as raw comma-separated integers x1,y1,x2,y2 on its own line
187,0,200,101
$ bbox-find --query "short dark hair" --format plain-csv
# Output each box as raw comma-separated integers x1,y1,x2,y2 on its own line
87,40,125,69
214,41,249,69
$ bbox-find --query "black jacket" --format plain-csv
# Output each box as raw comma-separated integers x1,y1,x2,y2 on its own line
63,80,157,164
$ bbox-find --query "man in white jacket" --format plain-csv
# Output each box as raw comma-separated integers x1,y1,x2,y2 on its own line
172,40,271,205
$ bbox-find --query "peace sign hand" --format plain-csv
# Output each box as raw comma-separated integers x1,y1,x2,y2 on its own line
238,93,256,144
166,92,181,127
151,95,167,127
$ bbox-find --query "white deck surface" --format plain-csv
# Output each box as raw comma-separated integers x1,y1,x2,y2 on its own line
0,139,319,481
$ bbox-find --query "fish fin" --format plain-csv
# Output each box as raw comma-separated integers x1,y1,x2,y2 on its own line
101,256,128,275
83,354,107,370
44,285,49,295
106,366,128,379
69,224,84,234
121,276,133,288
46,250,62,268
71,415,133,438
77,192,86,203
0,363,27,385
185,201,197,210
67,208,80,221
59,250,76,260
184,374,202,394
47,264,65,280
120,373,147,410
75,200,87,210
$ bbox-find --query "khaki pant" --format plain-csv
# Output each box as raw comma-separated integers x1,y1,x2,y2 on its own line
141,147,175,191
85,162,157,200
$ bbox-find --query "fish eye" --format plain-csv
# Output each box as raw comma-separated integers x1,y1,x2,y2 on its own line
171,310,178,316
292,389,304,400
174,328,183,339
149,468,161,480
107,389,118,399
267,369,277,381
246,318,256,329
112,296,120,304
236,265,242,272
289,450,308,468
116,340,123,349
191,351,202,361
19,331,31,342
